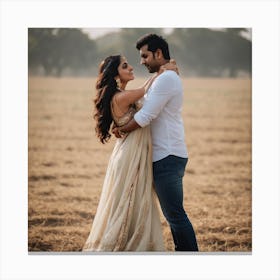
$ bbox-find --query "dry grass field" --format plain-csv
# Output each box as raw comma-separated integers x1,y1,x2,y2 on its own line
28,76,251,252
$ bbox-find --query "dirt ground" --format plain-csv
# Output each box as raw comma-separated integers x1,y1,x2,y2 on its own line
28,76,251,252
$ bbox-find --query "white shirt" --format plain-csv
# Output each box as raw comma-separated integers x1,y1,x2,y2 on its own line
134,70,188,162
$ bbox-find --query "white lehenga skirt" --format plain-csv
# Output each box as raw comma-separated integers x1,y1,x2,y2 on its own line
83,126,165,252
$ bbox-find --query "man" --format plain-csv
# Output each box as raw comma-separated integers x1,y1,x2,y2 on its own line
114,34,198,251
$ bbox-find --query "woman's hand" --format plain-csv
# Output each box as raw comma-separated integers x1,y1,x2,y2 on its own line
159,59,179,75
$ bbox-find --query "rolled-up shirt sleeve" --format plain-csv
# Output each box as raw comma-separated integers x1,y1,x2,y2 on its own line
134,74,174,127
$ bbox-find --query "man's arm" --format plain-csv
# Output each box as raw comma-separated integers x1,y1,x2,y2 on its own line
119,118,140,133
112,118,141,138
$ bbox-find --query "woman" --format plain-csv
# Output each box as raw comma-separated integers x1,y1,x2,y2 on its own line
82,55,177,252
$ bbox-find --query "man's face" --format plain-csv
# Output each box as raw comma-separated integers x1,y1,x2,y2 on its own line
139,45,160,73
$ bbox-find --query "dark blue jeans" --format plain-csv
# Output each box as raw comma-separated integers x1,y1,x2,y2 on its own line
153,155,198,251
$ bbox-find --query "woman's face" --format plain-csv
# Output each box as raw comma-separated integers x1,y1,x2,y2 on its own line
117,57,134,83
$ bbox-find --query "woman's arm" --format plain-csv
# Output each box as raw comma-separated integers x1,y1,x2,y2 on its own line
114,74,158,109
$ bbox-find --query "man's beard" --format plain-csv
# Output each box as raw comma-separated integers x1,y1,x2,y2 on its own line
146,65,159,73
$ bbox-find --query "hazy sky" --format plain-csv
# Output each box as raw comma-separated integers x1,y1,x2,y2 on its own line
82,28,173,39
82,28,252,41
82,28,120,39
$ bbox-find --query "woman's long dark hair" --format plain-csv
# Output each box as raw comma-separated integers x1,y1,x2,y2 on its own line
94,55,121,144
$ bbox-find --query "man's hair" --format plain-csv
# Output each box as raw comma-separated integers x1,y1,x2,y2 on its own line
136,33,170,60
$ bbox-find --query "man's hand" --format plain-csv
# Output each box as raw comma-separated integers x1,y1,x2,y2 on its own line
112,126,123,138
111,119,141,139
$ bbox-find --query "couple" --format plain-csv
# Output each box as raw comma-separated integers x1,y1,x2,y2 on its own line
83,34,198,252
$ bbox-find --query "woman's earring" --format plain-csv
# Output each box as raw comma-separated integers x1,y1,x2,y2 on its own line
116,78,121,89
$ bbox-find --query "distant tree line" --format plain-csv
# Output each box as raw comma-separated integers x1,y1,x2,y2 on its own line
28,28,98,77
28,28,251,77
